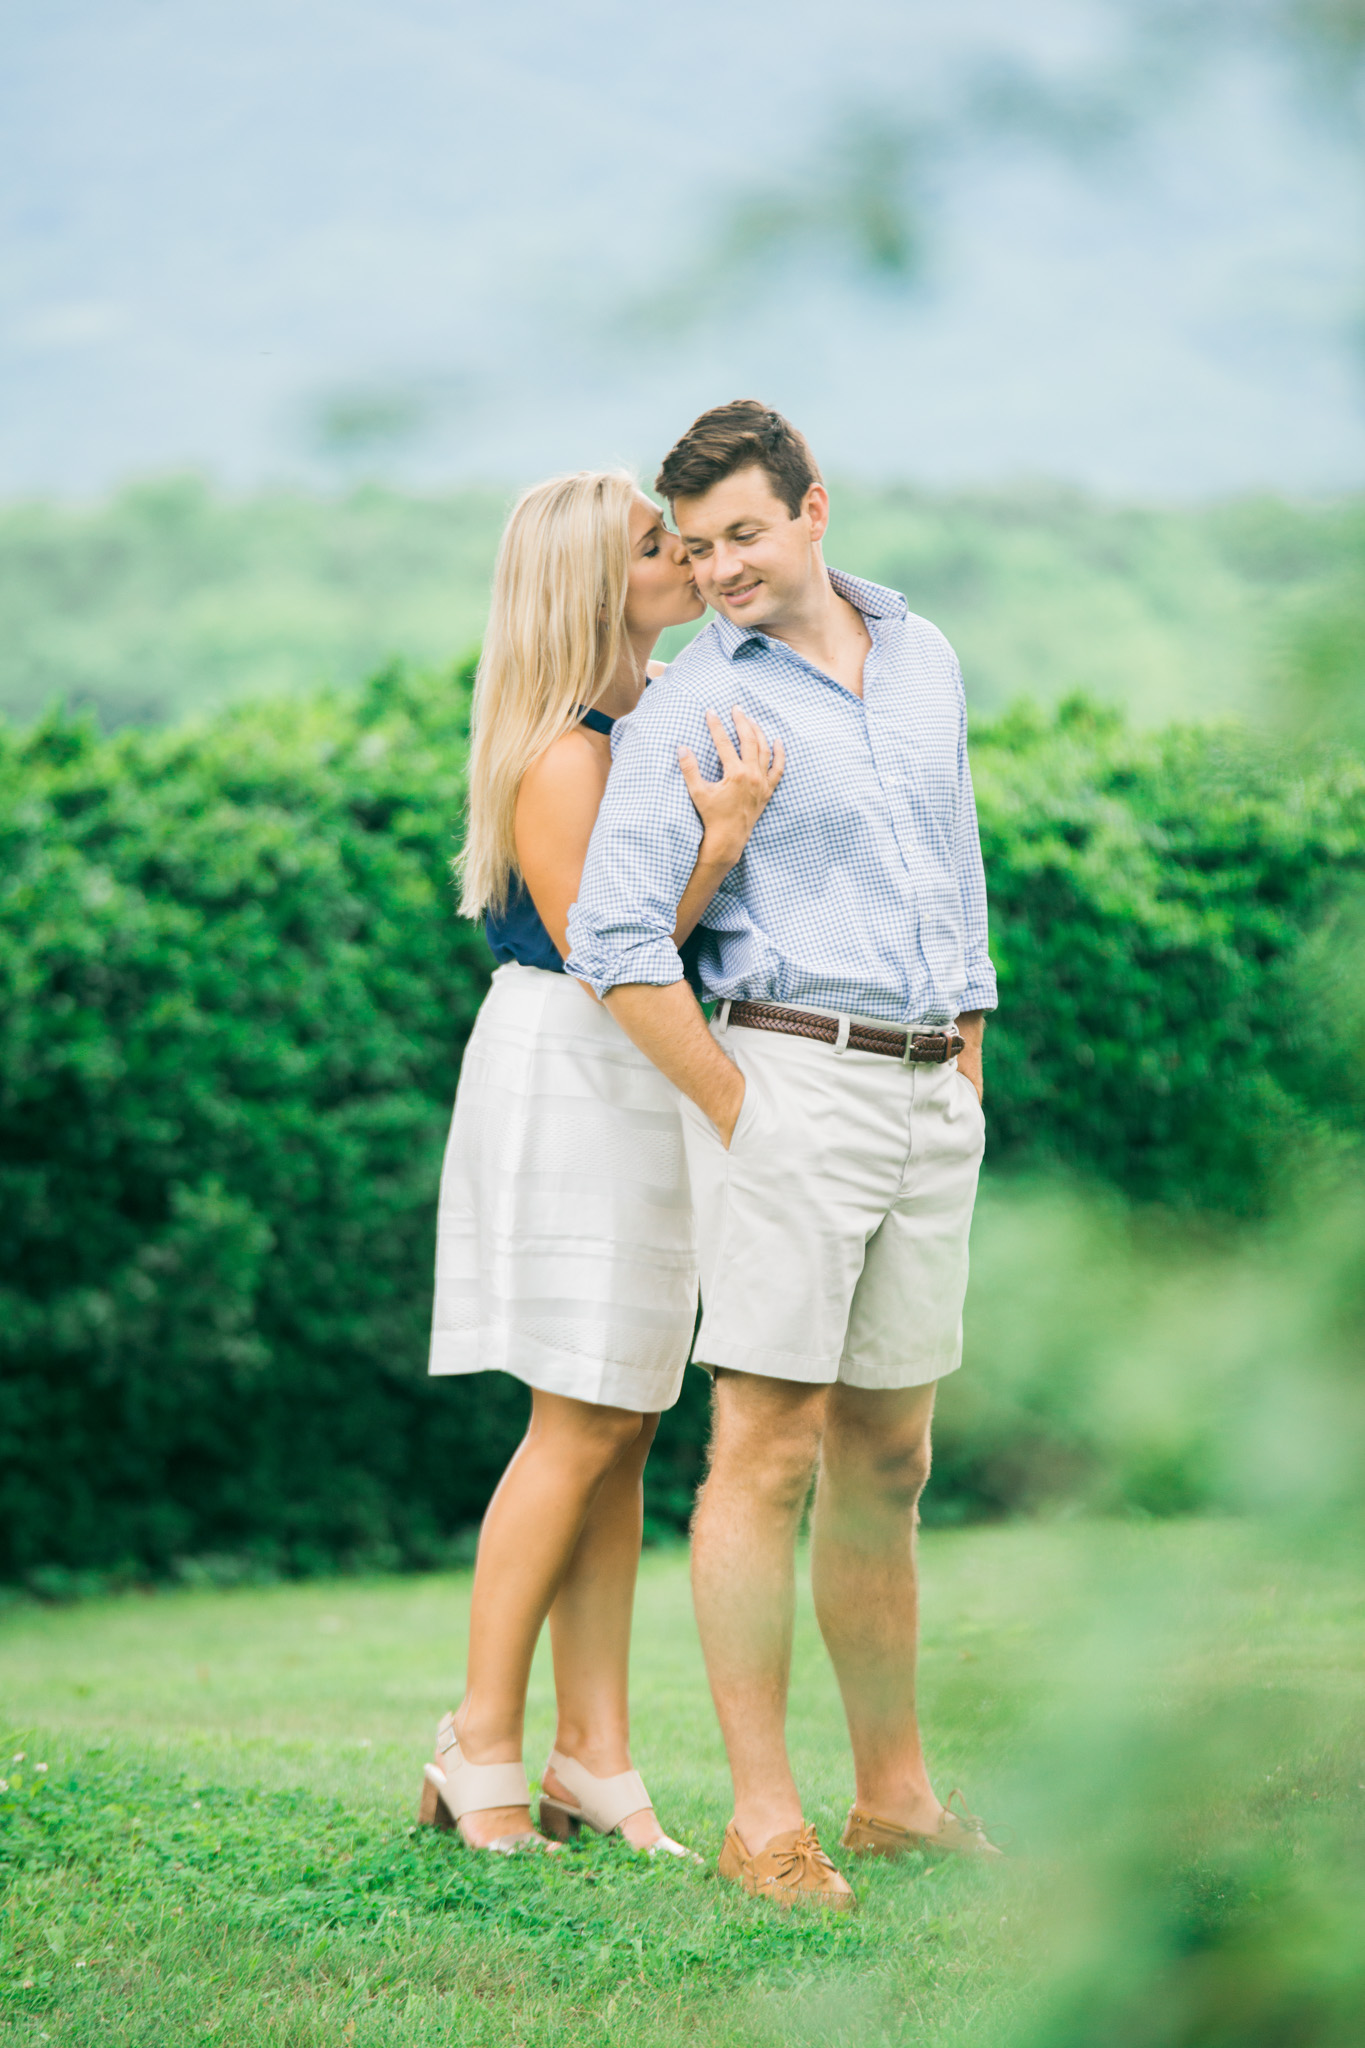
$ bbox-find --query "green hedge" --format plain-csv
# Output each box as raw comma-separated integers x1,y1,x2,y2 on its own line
1,671,1362,1581
973,700,1365,1208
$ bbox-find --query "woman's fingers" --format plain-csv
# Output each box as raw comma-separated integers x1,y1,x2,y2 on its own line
705,709,741,770
695,708,783,801
732,706,764,767
677,746,707,806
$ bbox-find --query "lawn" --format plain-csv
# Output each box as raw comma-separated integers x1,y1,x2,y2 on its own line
2,1517,1362,2046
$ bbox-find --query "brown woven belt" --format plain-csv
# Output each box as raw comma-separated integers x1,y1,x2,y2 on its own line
725,1000,964,1064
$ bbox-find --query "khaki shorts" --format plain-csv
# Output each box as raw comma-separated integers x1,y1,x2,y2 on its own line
678,1017,986,1389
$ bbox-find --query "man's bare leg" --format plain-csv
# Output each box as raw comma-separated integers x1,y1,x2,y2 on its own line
810,1380,945,1832
689,1370,827,1850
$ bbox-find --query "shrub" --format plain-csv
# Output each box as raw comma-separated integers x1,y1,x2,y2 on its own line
1,678,1361,1577
976,698,1365,1208
0,663,519,1580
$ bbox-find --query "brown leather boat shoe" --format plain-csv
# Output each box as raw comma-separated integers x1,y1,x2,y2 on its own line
841,1789,1004,1860
717,1821,856,1910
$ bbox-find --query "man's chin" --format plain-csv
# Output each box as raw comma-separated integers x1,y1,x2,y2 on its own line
716,590,775,629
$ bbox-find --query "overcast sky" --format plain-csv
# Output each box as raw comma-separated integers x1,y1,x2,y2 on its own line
3,0,1363,499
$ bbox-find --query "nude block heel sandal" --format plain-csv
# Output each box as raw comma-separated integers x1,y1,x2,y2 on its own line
538,1748,696,1859
418,1713,560,1855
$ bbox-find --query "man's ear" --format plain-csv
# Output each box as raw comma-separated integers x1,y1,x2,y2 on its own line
802,482,830,545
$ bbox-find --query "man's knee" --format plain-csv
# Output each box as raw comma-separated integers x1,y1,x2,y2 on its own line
704,1373,825,1515
823,1389,935,1516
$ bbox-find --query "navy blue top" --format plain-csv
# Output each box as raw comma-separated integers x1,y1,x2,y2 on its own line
484,707,615,973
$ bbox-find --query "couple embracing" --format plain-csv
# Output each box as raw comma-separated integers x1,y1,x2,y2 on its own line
419,401,1000,1907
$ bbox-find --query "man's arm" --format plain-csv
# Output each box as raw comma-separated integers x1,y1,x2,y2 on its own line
566,683,752,1140
606,982,746,1142
955,1009,986,1104
950,670,997,1102
515,709,778,969
566,686,720,997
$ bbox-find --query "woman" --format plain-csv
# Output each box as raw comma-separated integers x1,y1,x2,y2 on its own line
420,471,783,1855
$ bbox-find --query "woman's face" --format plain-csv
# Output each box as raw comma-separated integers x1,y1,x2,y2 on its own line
623,495,706,639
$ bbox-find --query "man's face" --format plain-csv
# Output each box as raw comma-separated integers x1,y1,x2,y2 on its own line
673,466,828,634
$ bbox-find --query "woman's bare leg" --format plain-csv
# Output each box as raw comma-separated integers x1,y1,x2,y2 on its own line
543,1414,664,1848
447,1389,645,1847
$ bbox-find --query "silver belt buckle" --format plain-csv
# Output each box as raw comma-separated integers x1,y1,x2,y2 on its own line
901,1029,920,1067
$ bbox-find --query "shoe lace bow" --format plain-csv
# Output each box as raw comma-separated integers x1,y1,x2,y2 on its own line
943,1788,1009,1849
766,1824,836,1886
943,1789,987,1836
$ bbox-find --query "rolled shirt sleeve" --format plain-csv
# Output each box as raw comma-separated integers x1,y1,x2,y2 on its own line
565,686,714,997
952,671,998,1015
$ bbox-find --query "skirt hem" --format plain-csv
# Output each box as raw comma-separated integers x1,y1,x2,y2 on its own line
429,1327,687,1412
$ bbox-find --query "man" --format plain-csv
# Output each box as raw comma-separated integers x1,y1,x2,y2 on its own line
566,400,1000,1907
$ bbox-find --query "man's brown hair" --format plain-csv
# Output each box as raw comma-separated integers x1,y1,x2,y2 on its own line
655,399,821,519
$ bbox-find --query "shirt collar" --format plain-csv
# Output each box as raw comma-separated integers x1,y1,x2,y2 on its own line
710,566,908,662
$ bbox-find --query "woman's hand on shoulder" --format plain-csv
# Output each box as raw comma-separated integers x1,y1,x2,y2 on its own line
677,708,785,871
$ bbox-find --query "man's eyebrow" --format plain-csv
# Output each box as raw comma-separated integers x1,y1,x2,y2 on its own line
677,514,762,545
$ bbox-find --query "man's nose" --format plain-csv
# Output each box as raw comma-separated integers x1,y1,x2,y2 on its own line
713,542,741,582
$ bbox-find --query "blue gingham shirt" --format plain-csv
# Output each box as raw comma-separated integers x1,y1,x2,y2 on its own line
566,569,997,1026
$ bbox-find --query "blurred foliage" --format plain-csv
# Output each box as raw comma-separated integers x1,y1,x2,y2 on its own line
0,478,509,729
303,375,481,471
622,109,929,335
2,479,1360,730
938,1157,1365,1524
1,670,1362,1582
984,1512,1365,2048
621,0,1365,346
975,699,1365,1208
1278,582,1365,749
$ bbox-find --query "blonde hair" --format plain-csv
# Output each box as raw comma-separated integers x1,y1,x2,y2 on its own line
458,470,639,918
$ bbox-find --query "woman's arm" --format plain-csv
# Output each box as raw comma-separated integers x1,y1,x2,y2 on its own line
515,710,784,965
514,730,611,961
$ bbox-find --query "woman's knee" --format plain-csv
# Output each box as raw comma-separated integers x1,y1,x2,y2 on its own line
531,1393,647,1472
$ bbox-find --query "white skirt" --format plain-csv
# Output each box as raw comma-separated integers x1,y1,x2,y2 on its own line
428,963,698,1411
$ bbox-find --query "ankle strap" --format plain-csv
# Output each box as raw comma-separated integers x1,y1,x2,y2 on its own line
434,1716,528,1817
548,1750,650,1833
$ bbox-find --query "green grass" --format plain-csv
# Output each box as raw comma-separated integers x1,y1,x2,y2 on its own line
2,1517,1362,2045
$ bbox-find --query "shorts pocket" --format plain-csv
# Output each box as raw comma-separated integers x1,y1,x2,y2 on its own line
677,1070,759,1153
724,1068,764,1153
950,1063,985,1131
